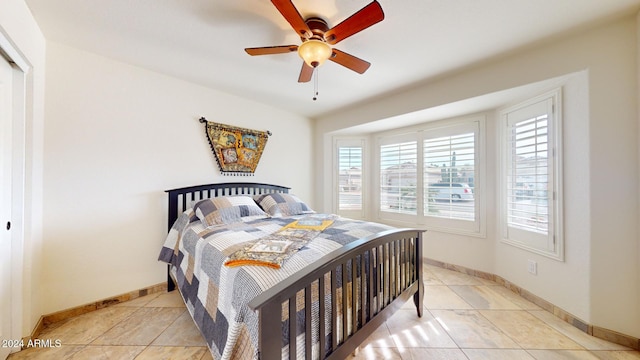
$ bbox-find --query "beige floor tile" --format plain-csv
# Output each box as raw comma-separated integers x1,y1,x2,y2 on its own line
385,309,458,348
463,348,536,360
38,306,138,345
350,345,407,360
9,266,640,360
358,324,395,348
145,290,186,308
424,285,473,309
200,348,215,360
400,296,424,312
423,269,445,285
480,310,584,349
489,286,542,310
431,309,520,348
66,345,146,359
529,310,633,351
135,346,209,360
405,348,468,359
427,267,486,285
527,349,603,359
152,311,207,347
91,307,185,346
589,351,640,359
449,285,522,310
6,345,85,359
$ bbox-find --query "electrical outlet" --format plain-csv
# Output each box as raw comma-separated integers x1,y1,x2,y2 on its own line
527,260,537,275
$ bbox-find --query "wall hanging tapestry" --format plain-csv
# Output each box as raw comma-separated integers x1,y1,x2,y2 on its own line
199,117,270,176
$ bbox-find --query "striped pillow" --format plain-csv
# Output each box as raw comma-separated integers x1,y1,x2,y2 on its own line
253,193,314,217
194,196,267,227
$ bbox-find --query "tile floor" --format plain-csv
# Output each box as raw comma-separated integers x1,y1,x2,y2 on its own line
8,265,640,359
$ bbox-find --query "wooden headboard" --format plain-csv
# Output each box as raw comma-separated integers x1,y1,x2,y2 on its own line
164,182,290,291
165,182,290,232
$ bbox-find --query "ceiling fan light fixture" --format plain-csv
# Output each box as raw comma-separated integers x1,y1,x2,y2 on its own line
297,39,332,68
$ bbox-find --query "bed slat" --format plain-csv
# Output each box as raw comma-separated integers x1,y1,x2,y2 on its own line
289,295,296,358
331,268,338,352
305,284,312,360
319,275,326,359
341,261,348,342
360,253,366,329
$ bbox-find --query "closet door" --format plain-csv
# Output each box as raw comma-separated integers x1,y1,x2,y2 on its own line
0,54,14,360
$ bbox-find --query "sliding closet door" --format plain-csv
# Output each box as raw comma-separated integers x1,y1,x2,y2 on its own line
0,53,14,360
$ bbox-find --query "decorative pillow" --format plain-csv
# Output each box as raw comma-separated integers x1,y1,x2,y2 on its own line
253,193,314,217
193,196,267,227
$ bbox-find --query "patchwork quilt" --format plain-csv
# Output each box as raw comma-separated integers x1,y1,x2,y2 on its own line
158,210,392,360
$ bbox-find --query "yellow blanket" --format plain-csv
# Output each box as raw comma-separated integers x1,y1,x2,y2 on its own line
224,215,337,269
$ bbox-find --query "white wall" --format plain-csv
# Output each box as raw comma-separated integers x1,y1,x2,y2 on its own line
584,15,639,338
41,42,314,314
0,0,46,338
315,15,640,338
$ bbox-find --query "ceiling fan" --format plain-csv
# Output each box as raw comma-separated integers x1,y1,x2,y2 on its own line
245,0,385,83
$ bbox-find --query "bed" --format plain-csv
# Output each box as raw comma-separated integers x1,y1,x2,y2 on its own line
158,182,424,359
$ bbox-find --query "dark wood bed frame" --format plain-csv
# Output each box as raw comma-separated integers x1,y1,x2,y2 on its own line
165,182,424,360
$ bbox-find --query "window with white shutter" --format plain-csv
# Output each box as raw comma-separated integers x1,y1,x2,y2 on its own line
333,138,366,219
379,139,418,215
422,120,481,234
507,114,549,233
500,89,563,259
375,117,484,236
337,144,363,211
424,132,476,221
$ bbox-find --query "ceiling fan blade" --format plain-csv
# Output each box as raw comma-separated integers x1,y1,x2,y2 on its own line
271,0,312,38
324,1,384,45
329,49,371,74
298,62,313,83
245,45,298,56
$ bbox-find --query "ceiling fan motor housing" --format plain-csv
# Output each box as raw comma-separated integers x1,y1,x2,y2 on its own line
303,17,330,42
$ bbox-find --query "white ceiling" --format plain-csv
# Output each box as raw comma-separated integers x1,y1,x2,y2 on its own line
25,0,640,119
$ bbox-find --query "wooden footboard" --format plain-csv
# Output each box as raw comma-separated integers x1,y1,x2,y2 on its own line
249,228,423,360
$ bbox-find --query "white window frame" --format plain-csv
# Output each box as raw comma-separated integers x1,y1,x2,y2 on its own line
376,132,419,224
374,116,485,237
333,137,366,219
422,119,483,235
499,89,564,260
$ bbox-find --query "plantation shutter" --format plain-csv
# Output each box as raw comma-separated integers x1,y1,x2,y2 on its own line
380,140,418,214
337,145,363,211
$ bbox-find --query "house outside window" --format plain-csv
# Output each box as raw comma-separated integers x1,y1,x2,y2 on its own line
499,89,563,260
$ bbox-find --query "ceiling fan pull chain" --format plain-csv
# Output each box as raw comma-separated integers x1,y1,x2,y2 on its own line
313,67,319,101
